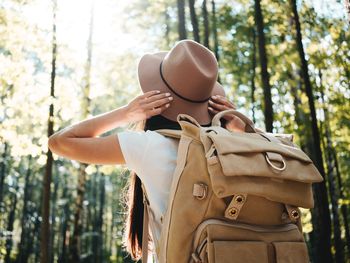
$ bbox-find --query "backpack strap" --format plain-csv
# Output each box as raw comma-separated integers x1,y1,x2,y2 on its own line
141,183,150,263
156,129,182,139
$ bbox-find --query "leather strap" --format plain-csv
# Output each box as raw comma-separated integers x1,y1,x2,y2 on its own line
224,194,247,220
142,184,150,263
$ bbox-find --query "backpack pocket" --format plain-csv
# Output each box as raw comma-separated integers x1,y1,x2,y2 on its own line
191,219,309,263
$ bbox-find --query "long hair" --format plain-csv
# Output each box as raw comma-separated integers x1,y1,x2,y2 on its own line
122,115,182,260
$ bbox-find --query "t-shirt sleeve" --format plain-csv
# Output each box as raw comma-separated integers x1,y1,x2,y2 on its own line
117,130,149,174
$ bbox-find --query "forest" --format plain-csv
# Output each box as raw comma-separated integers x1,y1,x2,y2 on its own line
0,0,349,262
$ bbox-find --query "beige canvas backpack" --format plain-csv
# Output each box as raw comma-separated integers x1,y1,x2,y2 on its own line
142,109,323,263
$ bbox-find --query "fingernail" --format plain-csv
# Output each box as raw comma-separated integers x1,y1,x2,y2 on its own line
168,97,173,101
166,103,170,108
212,95,217,99
156,90,160,93
165,93,171,96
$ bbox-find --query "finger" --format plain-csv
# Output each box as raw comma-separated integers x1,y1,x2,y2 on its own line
141,93,172,104
139,90,161,99
211,95,236,109
208,106,219,115
209,100,231,111
146,103,170,117
145,96,173,109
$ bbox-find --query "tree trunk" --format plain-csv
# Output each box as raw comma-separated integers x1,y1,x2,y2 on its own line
319,70,344,263
202,0,210,48
0,142,8,206
98,172,105,262
250,28,257,123
189,0,200,42
69,2,94,261
5,183,18,263
254,0,273,132
58,176,70,263
16,156,32,263
289,1,332,262
211,0,219,60
333,148,350,253
177,0,187,40
41,0,57,262
165,7,171,47
50,175,59,263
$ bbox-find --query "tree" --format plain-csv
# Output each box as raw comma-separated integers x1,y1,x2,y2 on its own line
177,0,187,40
69,2,95,261
253,0,273,132
289,0,332,262
189,0,200,42
202,0,210,48
40,0,57,262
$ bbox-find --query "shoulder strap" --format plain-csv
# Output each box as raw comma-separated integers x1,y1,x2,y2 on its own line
141,183,150,263
155,129,182,139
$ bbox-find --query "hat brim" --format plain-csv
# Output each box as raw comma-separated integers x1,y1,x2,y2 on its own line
137,52,225,125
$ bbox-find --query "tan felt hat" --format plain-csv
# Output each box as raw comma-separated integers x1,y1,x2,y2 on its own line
137,39,225,125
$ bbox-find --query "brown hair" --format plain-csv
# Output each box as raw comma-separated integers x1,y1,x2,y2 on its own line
122,115,181,260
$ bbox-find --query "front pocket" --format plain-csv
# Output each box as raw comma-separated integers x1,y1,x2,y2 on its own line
191,219,305,263
273,242,309,263
212,241,268,263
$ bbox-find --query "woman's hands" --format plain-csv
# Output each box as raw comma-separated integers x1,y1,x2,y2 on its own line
208,95,246,132
125,90,173,123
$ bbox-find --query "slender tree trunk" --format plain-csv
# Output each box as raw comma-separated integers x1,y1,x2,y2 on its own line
289,1,332,262
211,0,219,60
50,175,59,263
189,0,200,42
319,70,344,263
58,176,69,263
250,28,257,123
0,142,8,206
16,156,32,263
41,1,57,262
5,183,18,263
177,0,187,40
202,0,210,48
165,7,171,47
254,0,273,132
98,173,105,262
69,2,94,261
333,149,350,253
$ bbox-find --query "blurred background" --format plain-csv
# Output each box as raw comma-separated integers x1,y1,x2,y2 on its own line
0,0,349,262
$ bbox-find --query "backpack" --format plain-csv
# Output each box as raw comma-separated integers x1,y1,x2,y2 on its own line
141,109,323,263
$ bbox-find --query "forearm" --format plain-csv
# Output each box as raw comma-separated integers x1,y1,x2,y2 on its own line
50,105,129,140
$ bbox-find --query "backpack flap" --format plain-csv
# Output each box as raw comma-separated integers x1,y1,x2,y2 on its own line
204,130,323,208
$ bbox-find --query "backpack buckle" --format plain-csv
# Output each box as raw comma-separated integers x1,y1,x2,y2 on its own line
193,183,208,200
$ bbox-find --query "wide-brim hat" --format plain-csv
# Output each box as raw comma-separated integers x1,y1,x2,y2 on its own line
137,39,225,125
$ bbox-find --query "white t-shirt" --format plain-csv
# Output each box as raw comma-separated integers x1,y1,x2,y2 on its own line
118,130,179,248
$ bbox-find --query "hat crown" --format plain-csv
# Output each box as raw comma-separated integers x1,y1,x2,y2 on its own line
162,40,218,101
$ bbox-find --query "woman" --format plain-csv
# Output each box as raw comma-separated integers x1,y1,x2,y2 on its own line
48,40,245,262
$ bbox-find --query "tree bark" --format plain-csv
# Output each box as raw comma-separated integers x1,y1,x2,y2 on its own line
0,142,8,206
177,0,187,40
69,2,94,261
5,183,18,263
211,0,219,61
289,1,332,262
189,0,200,42
50,175,59,263
202,0,210,48
250,28,257,123
333,148,350,253
319,70,344,263
254,0,273,132
41,0,57,262
16,156,32,263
